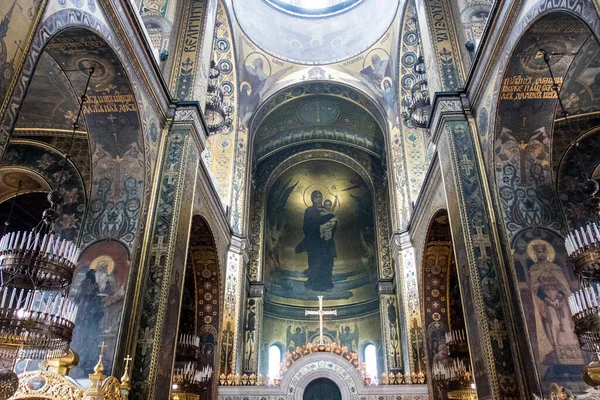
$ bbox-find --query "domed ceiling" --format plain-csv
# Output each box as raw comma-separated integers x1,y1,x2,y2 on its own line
253,95,385,160
232,0,398,64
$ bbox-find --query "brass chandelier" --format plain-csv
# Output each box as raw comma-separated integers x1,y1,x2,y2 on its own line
565,178,600,385
0,68,94,365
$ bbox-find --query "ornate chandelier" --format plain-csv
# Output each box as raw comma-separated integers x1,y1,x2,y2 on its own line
565,179,600,385
0,189,80,360
401,54,431,129
432,358,476,400
205,61,234,134
0,68,93,379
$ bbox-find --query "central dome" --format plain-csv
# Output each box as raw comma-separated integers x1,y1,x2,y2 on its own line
233,0,398,64
264,0,363,17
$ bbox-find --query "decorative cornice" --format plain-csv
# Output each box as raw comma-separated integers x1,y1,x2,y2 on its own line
173,102,208,151
248,282,264,298
428,93,465,145
377,279,396,295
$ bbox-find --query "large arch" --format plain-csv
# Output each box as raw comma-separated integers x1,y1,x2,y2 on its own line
493,9,599,395
170,214,222,399
0,10,151,379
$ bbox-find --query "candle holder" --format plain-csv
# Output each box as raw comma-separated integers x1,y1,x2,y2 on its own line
0,191,80,361
432,359,476,399
175,334,200,362
564,178,600,385
445,329,468,358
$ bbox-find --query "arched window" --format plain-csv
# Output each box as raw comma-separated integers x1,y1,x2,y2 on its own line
365,343,377,379
268,345,281,379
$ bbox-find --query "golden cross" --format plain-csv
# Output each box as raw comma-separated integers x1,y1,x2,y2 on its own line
305,296,337,345
99,341,107,357
124,354,132,369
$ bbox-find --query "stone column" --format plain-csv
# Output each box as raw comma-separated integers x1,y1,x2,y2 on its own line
130,105,205,400
242,283,264,374
221,235,249,375
378,281,403,374
167,0,218,102
414,0,466,93
430,93,535,399
392,231,422,375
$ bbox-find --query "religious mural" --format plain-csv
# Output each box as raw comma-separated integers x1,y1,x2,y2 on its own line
512,228,584,387
264,159,378,305
69,240,130,378
493,13,592,392
261,312,383,377
0,142,86,240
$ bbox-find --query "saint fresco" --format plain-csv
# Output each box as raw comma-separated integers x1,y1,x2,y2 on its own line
264,159,378,306
69,240,129,378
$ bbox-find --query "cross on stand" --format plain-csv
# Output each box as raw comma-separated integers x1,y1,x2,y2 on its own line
305,296,337,345
99,341,107,359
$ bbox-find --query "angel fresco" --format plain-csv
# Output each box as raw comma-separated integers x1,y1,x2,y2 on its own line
286,325,307,351
339,324,359,352
265,177,299,277
239,53,293,126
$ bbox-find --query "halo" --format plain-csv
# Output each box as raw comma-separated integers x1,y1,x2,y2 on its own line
240,81,252,95
302,184,342,212
362,48,390,71
526,239,555,262
90,255,115,275
243,52,271,77
380,77,393,91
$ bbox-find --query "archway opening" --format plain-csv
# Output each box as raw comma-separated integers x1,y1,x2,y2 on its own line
303,377,342,400
421,210,473,400
171,215,221,399
4,25,145,378
248,82,394,379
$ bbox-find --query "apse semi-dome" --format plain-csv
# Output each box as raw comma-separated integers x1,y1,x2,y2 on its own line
233,0,398,64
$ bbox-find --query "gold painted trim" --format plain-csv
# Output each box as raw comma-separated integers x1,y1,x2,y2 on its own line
13,127,88,135
468,112,534,398
124,120,171,371
554,110,600,122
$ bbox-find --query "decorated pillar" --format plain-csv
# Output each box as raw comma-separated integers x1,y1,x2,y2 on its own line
414,0,466,93
221,235,249,376
392,231,422,375
168,0,218,103
130,105,204,400
242,283,264,374
378,281,403,374
430,93,534,399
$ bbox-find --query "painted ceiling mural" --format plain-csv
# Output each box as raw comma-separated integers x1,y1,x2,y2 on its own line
39,28,146,249
253,95,384,160
231,0,399,65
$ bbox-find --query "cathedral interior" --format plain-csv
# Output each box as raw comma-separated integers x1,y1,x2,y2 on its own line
1,0,600,399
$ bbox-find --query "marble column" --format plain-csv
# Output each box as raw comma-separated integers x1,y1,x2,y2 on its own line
430,93,536,399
